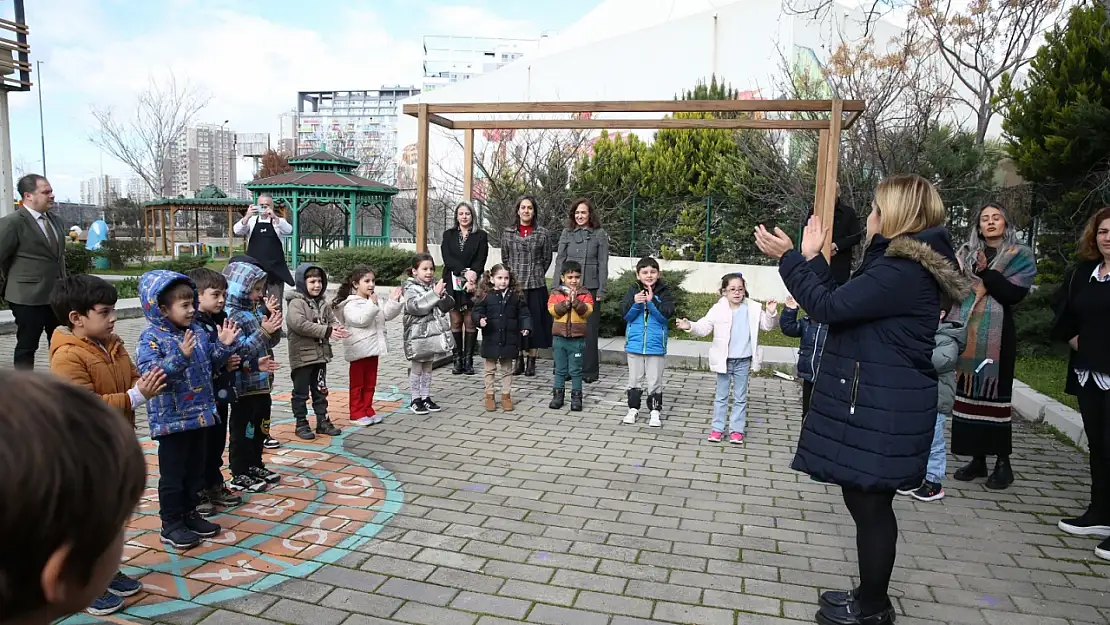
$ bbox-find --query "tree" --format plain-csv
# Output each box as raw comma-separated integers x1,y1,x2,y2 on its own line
104,197,142,229
570,132,649,255
255,149,293,179
90,74,210,198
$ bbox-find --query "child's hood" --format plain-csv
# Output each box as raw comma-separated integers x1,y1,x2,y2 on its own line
139,270,197,332
404,276,432,291
937,319,967,341
290,262,328,301
222,261,267,310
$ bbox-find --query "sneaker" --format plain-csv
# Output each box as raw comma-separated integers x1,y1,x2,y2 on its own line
423,397,442,412
295,420,316,440
896,485,917,496
87,590,125,616
1058,510,1110,538
316,416,342,436
410,398,429,415
263,436,281,449
353,416,375,426
910,481,945,502
184,511,220,538
708,430,724,443
161,524,202,550
369,415,384,425
196,491,216,517
209,485,242,507
729,432,744,445
229,473,268,492
107,571,142,597
622,408,638,425
1096,536,1110,561
648,412,662,428
248,466,281,483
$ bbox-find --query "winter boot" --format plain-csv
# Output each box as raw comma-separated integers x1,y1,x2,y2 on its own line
570,390,584,412
953,456,988,482
524,356,537,377
464,332,479,375
294,416,316,440
549,388,565,409
623,388,643,424
648,393,663,427
501,394,513,411
513,350,526,376
985,456,1014,490
485,393,497,411
451,331,465,375
315,415,342,437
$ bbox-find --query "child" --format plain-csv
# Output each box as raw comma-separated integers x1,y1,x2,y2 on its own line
620,257,677,427
677,273,778,443
547,261,594,412
779,295,828,420
136,270,240,550
899,294,966,501
286,262,348,440
402,253,455,415
222,261,284,492
47,275,156,615
333,265,404,425
227,255,284,450
0,370,146,625
472,264,532,411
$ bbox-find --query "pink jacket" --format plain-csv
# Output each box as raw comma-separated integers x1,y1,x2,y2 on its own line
684,297,777,374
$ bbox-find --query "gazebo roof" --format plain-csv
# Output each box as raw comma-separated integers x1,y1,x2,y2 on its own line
288,151,360,166
143,196,252,208
246,149,399,195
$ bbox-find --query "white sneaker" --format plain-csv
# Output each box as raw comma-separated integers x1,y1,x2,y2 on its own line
648,410,662,427
623,408,638,424
353,416,374,426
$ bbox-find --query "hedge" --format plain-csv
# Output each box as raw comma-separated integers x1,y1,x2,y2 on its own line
315,246,414,286
65,244,94,275
148,255,211,274
597,269,691,338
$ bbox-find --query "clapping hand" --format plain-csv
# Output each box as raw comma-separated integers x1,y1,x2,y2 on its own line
264,294,280,314
765,299,779,314
136,368,167,399
433,280,446,296
178,330,197,358
521,329,530,336
753,224,794,260
785,295,798,310
676,318,692,331
391,287,403,301
633,289,650,304
800,215,829,260
217,319,241,345
226,354,242,371
258,356,281,373
332,324,351,339
479,317,487,327
262,310,283,334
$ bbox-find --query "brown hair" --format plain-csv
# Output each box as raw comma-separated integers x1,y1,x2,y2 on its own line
0,371,145,620
475,263,522,302
872,174,945,240
332,264,375,309
1078,206,1110,261
566,198,601,230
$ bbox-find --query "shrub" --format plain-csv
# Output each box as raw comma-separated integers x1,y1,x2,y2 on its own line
1013,284,1068,358
149,255,211,273
315,246,414,286
64,244,94,275
597,269,690,338
115,277,140,299
95,239,151,270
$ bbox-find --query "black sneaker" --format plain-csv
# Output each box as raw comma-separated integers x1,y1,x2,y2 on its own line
229,473,268,492
423,397,442,412
410,398,429,415
263,436,281,449
248,466,281,483
161,524,201,550
86,590,124,615
1097,536,1110,561
910,481,945,502
208,484,242,507
315,416,342,436
295,419,316,440
184,512,221,538
107,571,142,597
196,491,216,517
1058,510,1110,538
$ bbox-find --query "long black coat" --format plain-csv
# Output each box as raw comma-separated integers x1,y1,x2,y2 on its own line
780,227,970,492
472,290,533,359
441,228,489,308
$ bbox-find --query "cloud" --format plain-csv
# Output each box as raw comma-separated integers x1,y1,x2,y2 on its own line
426,5,541,39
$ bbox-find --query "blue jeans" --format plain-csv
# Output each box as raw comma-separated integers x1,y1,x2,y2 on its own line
927,411,947,483
713,357,751,433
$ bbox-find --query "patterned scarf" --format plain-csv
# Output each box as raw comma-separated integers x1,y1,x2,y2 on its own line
952,243,1037,399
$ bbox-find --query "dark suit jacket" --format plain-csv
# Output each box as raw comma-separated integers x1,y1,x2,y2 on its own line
830,199,863,285
0,208,67,305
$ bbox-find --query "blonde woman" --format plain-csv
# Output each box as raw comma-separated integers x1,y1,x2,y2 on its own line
755,174,970,625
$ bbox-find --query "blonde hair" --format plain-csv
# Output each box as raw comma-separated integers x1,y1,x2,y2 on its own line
872,174,945,240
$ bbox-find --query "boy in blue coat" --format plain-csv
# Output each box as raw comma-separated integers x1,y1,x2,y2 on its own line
779,295,829,419
620,257,676,428
137,270,240,550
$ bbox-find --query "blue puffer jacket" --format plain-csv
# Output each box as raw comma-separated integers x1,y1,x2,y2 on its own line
779,306,828,383
223,261,280,396
780,227,970,492
137,270,233,438
621,280,676,356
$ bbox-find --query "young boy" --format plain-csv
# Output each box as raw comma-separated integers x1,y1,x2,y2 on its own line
285,262,347,440
0,370,146,625
223,261,284,491
227,254,284,450
136,270,239,550
899,293,966,502
779,295,829,419
47,275,156,615
620,257,676,427
547,261,595,412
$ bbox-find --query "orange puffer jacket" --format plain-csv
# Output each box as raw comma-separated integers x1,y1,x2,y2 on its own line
49,327,141,425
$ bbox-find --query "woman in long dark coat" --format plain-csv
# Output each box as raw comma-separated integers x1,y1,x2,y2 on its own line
441,201,489,375
553,198,609,383
500,195,555,377
755,174,969,625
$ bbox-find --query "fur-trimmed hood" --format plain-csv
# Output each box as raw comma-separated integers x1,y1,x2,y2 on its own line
883,228,973,303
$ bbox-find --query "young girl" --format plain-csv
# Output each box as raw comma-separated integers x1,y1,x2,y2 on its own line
402,253,455,415
677,273,778,444
472,264,532,411
333,265,404,426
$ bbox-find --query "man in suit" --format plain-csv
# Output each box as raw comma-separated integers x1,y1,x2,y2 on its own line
0,174,67,369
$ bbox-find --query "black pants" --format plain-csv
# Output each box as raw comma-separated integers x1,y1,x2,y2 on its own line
157,428,208,526
202,402,230,490
582,288,601,380
842,487,898,614
802,379,813,419
9,303,60,370
291,363,329,421
1078,383,1110,519
229,394,270,476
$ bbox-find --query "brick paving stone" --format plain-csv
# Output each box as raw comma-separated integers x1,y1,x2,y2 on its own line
526,604,610,625
320,588,404,618
450,591,533,619
263,599,349,625
652,602,735,625
498,579,577,606
196,611,281,625
376,578,459,606
391,602,478,625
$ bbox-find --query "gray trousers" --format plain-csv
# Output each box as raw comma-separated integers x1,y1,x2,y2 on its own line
627,354,665,395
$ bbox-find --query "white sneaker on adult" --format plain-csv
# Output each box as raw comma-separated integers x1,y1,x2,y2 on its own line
648,411,662,428
622,408,638,425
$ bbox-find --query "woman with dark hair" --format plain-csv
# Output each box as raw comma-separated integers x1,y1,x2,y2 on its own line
441,201,489,375
950,202,1036,490
1052,206,1110,560
553,199,609,383
500,195,556,377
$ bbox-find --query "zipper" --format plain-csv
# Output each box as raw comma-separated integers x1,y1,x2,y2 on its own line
641,306,649,355
849,361,861,415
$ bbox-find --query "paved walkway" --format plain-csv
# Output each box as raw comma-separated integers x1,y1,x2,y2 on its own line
1,317,1108,625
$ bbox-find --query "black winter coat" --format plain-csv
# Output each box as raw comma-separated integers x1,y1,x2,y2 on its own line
441,228,489,308
472,290,533,359
780,227,970,492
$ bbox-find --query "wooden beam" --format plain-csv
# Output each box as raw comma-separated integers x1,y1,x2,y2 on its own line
463,128,474,205
403,99,866,116
428,113,456,129
820,100,843,261
843,110,863,129
415,103,430,253
450,118,834,130
814,129,829,256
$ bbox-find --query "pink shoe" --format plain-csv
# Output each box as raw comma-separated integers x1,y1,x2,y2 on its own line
708,430,724,443
729,432,744,445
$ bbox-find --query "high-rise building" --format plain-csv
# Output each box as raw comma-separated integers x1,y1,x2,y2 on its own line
295,86,420,184
236,132,270,178
422,35,539,92
80,176,123,206
277,111,297,156
165,124,238,197
126,177,154,203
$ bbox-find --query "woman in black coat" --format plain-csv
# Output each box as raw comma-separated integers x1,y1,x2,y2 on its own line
441,201,489,375
755,174,969,625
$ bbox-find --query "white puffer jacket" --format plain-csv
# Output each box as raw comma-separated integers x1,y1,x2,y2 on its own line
334,294,403,362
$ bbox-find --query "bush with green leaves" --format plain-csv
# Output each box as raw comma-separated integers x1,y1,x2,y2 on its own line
64,244,94,275
1013,284,1067,358
315,246,414,286
95,239,151,270
597,269,690,338
115,277,140,299
149,255,211,274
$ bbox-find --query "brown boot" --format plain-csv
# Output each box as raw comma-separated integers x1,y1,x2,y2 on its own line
485,394,496,411
501,394,513,411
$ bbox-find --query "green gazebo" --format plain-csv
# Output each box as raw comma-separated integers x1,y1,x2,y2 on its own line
245,151,399,266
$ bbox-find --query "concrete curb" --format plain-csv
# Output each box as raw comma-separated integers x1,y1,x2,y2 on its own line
1011,380,1088,451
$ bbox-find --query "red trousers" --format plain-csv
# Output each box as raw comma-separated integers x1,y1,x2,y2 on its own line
349,356,379,419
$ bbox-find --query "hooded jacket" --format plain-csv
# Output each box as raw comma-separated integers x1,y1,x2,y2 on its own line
334,292,404,362
49,327,141,425
285,263,337,370
621,279,676,356
402,277,455,361
223,261,280,396
136,270,233,438
779,227,972,492
933,319,967,416
779,306,829,383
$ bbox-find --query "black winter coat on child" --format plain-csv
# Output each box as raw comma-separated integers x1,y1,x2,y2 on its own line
472,290,533,360
780,227,970,493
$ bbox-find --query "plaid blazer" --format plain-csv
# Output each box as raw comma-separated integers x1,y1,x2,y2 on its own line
500,225,555,290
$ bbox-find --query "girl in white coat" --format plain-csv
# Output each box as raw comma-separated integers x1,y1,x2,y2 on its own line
332,265,403,426
677,273,778,444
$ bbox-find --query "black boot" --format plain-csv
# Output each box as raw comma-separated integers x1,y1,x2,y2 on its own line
315,415,342,437
524,355,537,377
451,331,465,375
985,455,1014,490
570,390,583,412
816,597,895,625
464,332,479,375
549,388,565,409
953,455,988,482
512,351,526,376
294,416,315,440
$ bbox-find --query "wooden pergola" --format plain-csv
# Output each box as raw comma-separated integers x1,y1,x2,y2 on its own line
142,196,253,258
402,99,865,259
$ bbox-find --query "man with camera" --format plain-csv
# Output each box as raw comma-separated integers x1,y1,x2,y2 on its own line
233,193,295,307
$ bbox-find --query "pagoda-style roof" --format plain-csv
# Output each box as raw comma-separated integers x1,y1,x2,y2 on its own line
289,151,360,167
143,196,252,208
246,150,399,195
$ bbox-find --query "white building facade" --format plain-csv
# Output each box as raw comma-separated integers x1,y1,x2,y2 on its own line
80,176,123,206
165,124,238,198
422,35,540,93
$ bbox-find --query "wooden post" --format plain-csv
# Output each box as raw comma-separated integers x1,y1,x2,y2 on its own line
168,207,176,258
415,103,430,253
814,130,829,255
820,100,843,261
227,207,233,259
463,128,474,204
160,208,168,256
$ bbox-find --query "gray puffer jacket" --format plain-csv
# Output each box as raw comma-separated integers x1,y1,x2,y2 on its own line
933,319,967,415
402,278,455,361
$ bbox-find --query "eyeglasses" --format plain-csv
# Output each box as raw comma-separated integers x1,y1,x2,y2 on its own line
724,287,745,294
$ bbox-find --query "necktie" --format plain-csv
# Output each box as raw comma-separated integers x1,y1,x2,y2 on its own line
41,215,58,251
